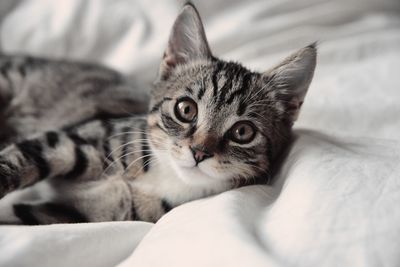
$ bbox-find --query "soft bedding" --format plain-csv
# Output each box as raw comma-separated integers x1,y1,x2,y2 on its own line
0,0,400,266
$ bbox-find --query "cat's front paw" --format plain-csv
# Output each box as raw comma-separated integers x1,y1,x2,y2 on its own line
0,162,18,199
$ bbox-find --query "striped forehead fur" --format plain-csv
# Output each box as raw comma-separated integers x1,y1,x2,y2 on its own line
151,57,294,183
154,58,285,126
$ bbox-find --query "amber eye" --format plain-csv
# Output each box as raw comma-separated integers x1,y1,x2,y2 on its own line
229,121,256,144
174,98,198,123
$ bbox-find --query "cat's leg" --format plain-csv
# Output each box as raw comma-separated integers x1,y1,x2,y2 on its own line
13,202,88,225
0,129,105,199
10,176,133,225
7,176,169,225
0,181,52,224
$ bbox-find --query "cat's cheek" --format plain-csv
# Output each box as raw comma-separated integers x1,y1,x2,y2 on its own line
197,161,232,181
170,146,195,168
147,114,157,127
173,166,217,185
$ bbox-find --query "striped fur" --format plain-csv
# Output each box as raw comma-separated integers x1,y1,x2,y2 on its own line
0,3,316,224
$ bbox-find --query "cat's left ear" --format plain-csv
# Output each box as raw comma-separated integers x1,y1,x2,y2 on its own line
159,3,212,80
263,43,317,122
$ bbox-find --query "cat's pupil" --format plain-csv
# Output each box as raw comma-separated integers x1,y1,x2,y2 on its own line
238,127,245,136
184,106,190,114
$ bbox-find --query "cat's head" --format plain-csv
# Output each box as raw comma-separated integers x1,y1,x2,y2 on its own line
148,3,316,186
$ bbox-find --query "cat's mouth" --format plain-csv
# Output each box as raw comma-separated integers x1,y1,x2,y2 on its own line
179,164,209,175
169,157,224,185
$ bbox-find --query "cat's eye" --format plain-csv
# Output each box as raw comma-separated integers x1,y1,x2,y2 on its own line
174,98,198,123
229,121,256,144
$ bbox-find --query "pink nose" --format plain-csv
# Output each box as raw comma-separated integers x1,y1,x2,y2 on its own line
190,146,213,165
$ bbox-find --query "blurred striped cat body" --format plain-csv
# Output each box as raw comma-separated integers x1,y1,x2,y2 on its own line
0,3,316,224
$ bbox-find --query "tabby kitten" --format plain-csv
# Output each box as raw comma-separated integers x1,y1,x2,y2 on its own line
0,3,316,224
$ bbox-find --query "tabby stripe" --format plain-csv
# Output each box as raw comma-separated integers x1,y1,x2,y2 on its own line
232,147,255,158
0,159,20,189
154,123,168,134
68,132,97,147
220,63,242,99
226,73,252,104
24,56,36,68
0,61,11,76
120,127,131,169
216,77,232,108
17,64,26,77
131,201,138,221
13,203,87,225
150,97,172,113
126,184,139,220
244,160,259,166
248,111,259,118
185,125,197,138
161,113,183,134
63,115,126,132
101,119,114,136
212,62,224,97
64,146,88,179
185,87,193,94
131,204,140,221
197,83,206,100
237,100,247,116
67,132,89,145
102,140,113,168
41,203,88,223
141,127,151,172
101,120,114,168
17,140,50,179
13,204,40,225
46,131,60,148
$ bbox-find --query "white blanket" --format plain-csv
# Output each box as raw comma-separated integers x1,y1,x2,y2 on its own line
1,0,400,266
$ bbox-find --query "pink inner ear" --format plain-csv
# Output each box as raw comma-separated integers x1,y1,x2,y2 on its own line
287,99,299,111
164,53,177,68
286,97,304,122
165,57,175,67
159,48,179,79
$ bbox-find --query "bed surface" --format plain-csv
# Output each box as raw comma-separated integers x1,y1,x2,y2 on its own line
0,0,400,266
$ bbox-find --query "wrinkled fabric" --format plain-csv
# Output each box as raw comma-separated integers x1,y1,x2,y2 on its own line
0,0,399,266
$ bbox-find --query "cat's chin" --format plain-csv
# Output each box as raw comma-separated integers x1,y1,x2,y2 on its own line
172,163,228,186
153,149,231,186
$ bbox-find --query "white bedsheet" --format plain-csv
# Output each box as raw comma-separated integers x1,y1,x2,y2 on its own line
0,0,399,266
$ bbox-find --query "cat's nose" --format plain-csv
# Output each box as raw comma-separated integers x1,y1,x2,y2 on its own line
190,146,213,165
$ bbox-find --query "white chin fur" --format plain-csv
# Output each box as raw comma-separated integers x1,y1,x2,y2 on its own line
170,157,229,186
152,143,231,186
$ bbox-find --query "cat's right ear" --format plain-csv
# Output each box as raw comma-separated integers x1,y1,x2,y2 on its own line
262,44,317,123
158,3,212,80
